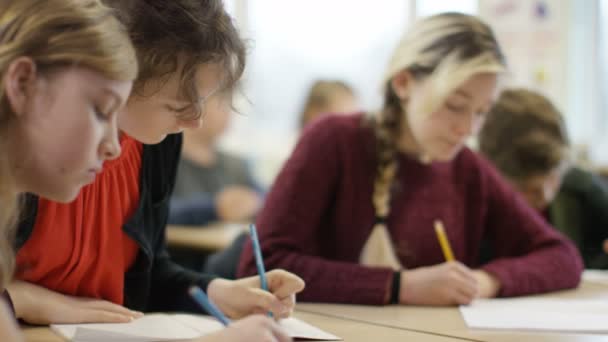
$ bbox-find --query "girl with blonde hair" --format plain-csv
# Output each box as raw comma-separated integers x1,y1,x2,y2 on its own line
0,0,138,338
239,12,582,305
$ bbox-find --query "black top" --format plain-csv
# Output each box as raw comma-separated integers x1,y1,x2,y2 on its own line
548,167,608,269
16,133,217,312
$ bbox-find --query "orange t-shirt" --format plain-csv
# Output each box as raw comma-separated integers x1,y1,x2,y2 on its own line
16,135,142,305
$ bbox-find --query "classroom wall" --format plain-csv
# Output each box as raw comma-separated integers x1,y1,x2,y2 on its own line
480,0,604,165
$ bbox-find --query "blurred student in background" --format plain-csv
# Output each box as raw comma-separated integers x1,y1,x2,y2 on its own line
168,105,263,278
479,88,608,269
238,12,583,306
298,79,359,129
169,109,263,226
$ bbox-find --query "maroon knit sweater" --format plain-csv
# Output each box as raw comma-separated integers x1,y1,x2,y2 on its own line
238,114,583,305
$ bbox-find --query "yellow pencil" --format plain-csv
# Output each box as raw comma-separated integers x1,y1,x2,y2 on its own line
434,220,455,261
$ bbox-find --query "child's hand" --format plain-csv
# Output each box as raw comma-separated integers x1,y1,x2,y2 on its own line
399,261,478,306
472,270,501,298
207,270,305,319
202,315,292,342
7,280,142,324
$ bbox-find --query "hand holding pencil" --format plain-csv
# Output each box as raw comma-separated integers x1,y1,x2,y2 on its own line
206,269,304,319
397,220,478,306
434,219,501,298
189,285,292,342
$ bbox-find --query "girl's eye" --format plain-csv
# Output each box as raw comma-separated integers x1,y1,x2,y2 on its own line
166,104,190,113
446,102,467,113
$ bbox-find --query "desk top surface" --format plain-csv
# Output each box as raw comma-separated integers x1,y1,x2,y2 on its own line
22,311,467,342
298,277,608,342
166,223,246,251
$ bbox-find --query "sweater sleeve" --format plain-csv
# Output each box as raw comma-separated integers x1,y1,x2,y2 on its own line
478,157,583,296
237,117,394,305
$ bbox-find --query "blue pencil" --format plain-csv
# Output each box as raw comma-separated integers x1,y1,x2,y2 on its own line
249,223,272,317
188,286,232,326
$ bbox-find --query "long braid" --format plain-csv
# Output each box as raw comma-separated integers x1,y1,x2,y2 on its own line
359,87,404,270
372,87,402,221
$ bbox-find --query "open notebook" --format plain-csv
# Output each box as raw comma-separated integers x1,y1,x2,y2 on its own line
460,298,608,333
51,314,342,341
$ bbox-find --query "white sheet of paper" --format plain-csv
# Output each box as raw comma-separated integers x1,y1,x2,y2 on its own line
280,317,341,340
51,314,202,341
172,314,340,340
52,313,342,341
460,298,608,333
583,269,608,286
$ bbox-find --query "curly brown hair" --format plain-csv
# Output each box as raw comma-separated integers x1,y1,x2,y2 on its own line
104,0,246,120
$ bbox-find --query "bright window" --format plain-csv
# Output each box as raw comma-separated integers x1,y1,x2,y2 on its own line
415,0,478,17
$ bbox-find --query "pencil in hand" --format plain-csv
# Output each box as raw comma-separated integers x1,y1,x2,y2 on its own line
189,286,232,326
434,220,455,262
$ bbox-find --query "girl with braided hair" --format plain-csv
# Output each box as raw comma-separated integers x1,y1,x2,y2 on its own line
238,12,582,306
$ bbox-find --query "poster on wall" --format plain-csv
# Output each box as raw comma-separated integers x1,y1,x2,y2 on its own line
480,0,568,111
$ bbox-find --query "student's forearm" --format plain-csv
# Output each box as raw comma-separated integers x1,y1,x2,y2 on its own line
148,254,218,312
195,331,225,342
6,281,32,320
481,242,582,297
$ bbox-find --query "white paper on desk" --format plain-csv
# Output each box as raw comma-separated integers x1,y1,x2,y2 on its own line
281,317,341,340
51,313,341,341
460,298,608,333
51,314,204,341
583,269,608,286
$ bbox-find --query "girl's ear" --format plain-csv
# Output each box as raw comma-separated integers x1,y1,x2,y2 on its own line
390,69,414,101
3,56,37,116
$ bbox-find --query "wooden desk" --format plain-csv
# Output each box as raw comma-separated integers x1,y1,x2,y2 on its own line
298,278,608,342
23,273,608,341
166,223,246,251
22,325,63,342
22,311,470,342
294,311,471,341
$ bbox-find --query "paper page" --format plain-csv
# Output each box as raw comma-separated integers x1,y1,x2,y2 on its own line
171,314,224,334
173,314,341,341
583,269,608,286
280,317,342,340
460,298,608,333
51,314,202,342
52,313,341,341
